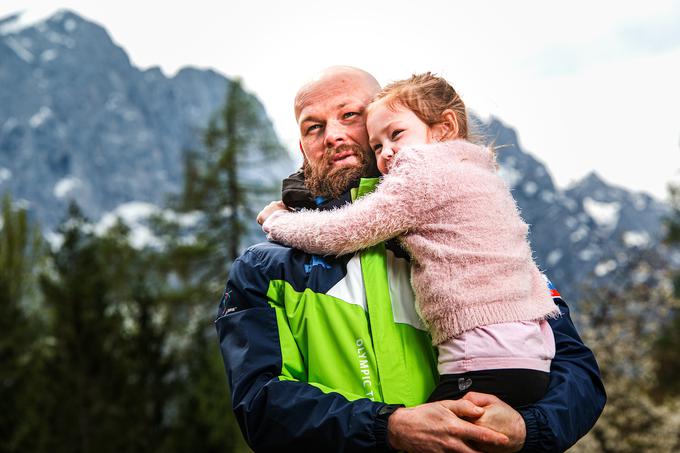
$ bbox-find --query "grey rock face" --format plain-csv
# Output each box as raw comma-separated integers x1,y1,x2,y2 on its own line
483,116,668,302
0,10,293,229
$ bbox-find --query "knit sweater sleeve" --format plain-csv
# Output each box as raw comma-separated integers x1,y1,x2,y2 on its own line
264,155,425,256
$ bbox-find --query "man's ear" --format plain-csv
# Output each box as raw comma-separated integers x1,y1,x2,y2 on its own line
433,109,460,141
299,140,309,171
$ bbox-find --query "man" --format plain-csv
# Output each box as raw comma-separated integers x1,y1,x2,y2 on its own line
216,66,605,452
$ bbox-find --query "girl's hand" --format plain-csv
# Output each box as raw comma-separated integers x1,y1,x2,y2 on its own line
257,201,289,225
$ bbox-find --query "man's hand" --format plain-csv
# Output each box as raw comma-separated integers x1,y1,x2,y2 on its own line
462,392,526,453
387,400,510,453
257,200,288,225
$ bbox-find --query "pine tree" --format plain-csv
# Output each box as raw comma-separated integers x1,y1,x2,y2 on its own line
570,280,680,452
652,183,680,398
0,194,45,452
37,204,129,452
155,78,286,452
94,220,177,453
175,78,284,273
36,204,179,453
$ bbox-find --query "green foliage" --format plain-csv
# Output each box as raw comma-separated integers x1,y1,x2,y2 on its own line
0,194,45,452
167,327,243,453
176,78,284,265
157,78,285,453
0,194,42,303
27,204,171,452
571,280,680,453
653,311,680,398
651,182,680,399
663,185,680,251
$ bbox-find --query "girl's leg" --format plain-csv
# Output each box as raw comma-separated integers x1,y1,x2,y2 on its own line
427,368,550,408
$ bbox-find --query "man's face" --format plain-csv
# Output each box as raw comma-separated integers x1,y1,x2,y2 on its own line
296,74,378,198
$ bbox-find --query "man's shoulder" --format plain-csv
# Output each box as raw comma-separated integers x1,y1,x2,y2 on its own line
231,241,357,296
234,241,299,272
227,242,303,295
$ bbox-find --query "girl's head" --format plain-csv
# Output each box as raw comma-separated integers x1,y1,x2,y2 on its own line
366,72,470,174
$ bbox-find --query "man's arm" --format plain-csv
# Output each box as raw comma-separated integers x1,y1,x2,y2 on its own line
517,293,606,452
215,248,385,451
465,290,606,452
216,246,509,452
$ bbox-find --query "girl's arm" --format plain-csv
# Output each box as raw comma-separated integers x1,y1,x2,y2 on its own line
263,170,423,256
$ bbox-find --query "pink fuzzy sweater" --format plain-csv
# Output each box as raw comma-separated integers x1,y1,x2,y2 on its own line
265,140,560,344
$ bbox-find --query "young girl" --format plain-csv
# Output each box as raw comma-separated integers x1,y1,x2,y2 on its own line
259,73,560,407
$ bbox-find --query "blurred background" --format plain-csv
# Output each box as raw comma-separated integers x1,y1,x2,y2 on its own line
1,1,679,452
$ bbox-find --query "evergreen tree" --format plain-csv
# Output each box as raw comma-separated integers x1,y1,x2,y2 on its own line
37,204,131,452
174,78,284,275
652,183,680,398
0,194,45,452
155,79,286,452
94,220,177,452
571,280,680,452
36,205,177,453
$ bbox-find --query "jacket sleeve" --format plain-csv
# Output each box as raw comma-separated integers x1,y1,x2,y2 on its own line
519,288,606,452
265,161,425,257
215,247,395,452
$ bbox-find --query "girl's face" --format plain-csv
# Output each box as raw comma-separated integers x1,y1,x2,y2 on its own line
366,99,435,174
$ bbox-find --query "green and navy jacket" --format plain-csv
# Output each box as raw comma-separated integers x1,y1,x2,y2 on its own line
216,177,605,452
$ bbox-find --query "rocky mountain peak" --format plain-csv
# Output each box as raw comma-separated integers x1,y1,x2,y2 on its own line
0,10,293,230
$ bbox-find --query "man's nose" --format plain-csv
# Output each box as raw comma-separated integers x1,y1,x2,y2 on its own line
324,121,347,148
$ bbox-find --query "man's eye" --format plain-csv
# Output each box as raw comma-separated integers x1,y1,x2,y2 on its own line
306,124,321,134
391,130,403,140
373,144,382,153
343,112,358,119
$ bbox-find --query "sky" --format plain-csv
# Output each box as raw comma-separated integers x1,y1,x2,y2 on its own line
2,0,679,200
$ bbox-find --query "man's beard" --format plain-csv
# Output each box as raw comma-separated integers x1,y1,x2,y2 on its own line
303,144,376,199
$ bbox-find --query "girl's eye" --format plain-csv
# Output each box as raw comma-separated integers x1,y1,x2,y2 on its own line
391,129,403,140
373,144,382,153
343,112,358,119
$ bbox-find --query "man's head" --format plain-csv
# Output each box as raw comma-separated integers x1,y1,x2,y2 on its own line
295,66,381,199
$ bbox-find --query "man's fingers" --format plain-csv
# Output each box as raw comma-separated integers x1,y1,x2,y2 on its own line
452,419,510,447
462,391,501,407
445,438,484,453
438,401,509,446
439,399,484,418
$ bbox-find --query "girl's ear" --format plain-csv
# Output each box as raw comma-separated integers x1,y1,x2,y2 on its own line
432,109,460,141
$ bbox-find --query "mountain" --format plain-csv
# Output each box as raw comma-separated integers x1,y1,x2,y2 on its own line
483,117,669,301
0,9,294,229
0,10,670,304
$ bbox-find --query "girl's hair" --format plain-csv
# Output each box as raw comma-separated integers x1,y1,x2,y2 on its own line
371,72,482,143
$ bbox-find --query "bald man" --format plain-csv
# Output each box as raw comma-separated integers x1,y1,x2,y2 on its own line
217,67,605,452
